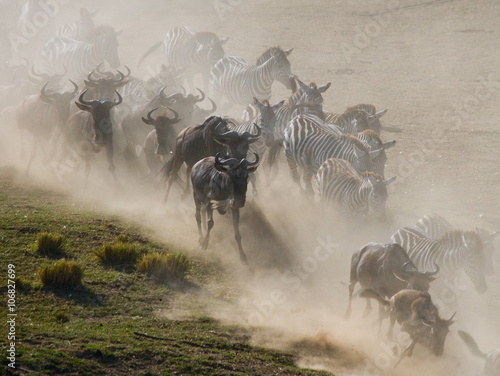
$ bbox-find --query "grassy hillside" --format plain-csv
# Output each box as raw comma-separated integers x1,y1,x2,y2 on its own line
0,167,332,376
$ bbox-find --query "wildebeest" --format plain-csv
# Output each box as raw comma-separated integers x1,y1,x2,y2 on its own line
141,108,182,175
16,81,79,174
161,116,261,202
191,152,259,262
345,243,439,322
66,90,122,184
458,330,500,376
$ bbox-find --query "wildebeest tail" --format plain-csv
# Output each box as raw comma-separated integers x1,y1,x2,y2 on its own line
458,330,487,359
160,156,176,182
359,289,389,306
137,41,162,67
268,138,284,167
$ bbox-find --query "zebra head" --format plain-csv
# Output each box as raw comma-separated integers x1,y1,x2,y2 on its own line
96,26,121,69
253,98,284,146
461,232,488,293
207,35,228,67
366,174,396,219
268,47,296,93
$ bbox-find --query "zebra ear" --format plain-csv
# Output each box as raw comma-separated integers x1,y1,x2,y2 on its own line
368,175,379,185
318,82,331,93
375,108,388,118
353,145,367,158
285,48,293,56
253,97,264,109
272,100,285,111
220,37,229,44
384,176,397,186
369,148,382,159
382,140,396,150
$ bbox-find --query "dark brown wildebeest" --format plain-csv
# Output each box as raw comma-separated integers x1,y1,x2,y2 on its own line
161,115,261,203
141,108,182,175
458,330,500,376
66,90,122,184
16,81,79,174
191,152,259,263
345,242,439,323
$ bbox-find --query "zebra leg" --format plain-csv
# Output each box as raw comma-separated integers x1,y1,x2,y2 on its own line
201,205,214,250
232,208,247,264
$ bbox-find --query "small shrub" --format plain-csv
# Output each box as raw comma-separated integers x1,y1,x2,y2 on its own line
138,253,189,282
95,241,139,266
36,232,65,256
39,259,83,288
54,311,69,323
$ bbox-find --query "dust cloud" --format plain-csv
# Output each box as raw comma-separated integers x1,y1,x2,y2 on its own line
1,0,500,375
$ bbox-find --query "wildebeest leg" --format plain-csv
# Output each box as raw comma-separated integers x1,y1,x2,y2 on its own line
344,279,357,319
394,340,416,368
378,302,387,330
195,203,203,244
362,297,373,318
249,172,258,197
180,165,193,201
162,157,184,205
105,142,121,189
200,204,213,250
387,308,396,339
232,208,247,263
84,156,91,187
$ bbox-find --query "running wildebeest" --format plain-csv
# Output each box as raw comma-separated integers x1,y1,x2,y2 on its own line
191,152,259,263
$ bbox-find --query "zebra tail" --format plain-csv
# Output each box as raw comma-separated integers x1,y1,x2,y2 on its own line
267,139,284,167
458,330,487,359
137,41,163,68
359,289,389,306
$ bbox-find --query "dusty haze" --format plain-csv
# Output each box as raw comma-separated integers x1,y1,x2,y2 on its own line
1,0,500,375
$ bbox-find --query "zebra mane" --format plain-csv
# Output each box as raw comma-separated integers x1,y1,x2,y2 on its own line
256,46,288,65
358,129,383,145
83,25,116,42
340,134,369,150
347,103,376,115
361,171,384,180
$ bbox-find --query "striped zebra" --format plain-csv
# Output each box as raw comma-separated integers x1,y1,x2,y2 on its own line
210,46,296,109
316,158,395,219
39,25,121,80
56,8,98,40
391,227,488,293
355,129,395,177
281,116,380,191
138,26,228,92
414,213,499,276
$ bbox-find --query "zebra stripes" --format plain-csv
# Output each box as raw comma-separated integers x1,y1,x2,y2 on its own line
283,115,378,191
40,25,121,79
210,47,295,107
316,158,395,219
391,227,488,293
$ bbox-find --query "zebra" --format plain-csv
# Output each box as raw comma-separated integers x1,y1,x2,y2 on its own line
316,158,396,219
414,213,499,276
391,227,488,294
210,46,296,111
56,8,98,40
280,116,381,192
138,26,228,92
39,25,121,80
355,129,396,177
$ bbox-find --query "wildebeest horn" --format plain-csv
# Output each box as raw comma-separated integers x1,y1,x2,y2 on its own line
207,97,217,113
78,90,93,105
195,88,205,102
122,65,131,77
143,108,157,124
67,80,79,96
114,70,125,82
246,153,260,168
112,91,122,106
423,263,440,277
393,272,407,283
448,312,456,323
40,82,53,102
86,69,99,86
214,152,233,170
402,261,418,275
248,123,262,139
180,86,187,95
167,108,180,121
159,86,168,100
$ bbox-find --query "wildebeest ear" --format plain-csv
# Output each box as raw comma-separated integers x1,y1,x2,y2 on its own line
75,102,91,112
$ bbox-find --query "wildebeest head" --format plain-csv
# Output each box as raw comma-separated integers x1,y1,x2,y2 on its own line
411,292,439,324
75,90,122,145
40,80,79,124
395,260,440,292
268,47,296,93
253,98,284,146
84,65,129,99
29,64,66,88
366,173,396,219
414,313,456,356
213,121,262,160
214,152,259,208
142,107,182,155
159,86,211,124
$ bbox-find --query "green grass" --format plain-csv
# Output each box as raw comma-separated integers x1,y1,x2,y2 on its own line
0,170,332,376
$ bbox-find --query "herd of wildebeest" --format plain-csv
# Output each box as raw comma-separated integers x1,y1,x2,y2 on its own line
0,3,499,373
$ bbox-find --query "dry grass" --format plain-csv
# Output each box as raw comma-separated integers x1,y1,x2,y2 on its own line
36,232,65,256
94,239,139,267
138,252,189,282
39,259,83,288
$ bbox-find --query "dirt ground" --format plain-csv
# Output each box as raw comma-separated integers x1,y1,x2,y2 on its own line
2,0,500,375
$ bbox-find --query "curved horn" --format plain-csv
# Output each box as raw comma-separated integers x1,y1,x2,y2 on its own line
180,86,187,96
112,90,122,106
67,80,79,96
40,82,53,102
143,108,157,124
87,69,100,84
207,97,217,113
448,312,457,322
195,88,205,102
248,123,262,139
159,86,168,100
113,70,125,82
247,153,260,168
424,263,440,277
78,90,93,106
122,65,131,77
393,272,407,283
402,260,418,275
167,108,180,121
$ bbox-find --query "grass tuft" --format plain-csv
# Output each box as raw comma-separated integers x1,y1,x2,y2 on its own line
94,240,139,267
138,252,189,282
36,232,65,256
39,259,83,288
